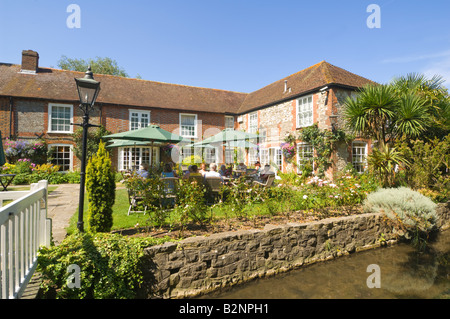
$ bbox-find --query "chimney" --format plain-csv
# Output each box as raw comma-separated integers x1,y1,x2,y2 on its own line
20,50,39,74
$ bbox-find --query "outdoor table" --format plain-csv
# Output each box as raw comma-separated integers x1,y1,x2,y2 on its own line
0,174,16,191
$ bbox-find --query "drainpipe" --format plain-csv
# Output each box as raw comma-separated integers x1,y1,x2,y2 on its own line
9,96,13,139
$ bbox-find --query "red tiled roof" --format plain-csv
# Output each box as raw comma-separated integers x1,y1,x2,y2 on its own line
0,60,374,114
0,63,247,114
237,61,375,113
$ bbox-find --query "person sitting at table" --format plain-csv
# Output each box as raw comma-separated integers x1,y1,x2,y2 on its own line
219,164,227,176
199,163,208,176
237,162,247,170
137,163,151,179
161,163,176,178
203,163,223,182
183,165,202,180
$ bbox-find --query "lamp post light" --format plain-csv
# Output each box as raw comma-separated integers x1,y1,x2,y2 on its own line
74,67,101,232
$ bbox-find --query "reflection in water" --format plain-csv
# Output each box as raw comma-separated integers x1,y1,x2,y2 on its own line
205,231,450,299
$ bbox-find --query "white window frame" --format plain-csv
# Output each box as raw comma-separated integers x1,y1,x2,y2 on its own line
225,116,234,129
296,95,314,128
48,103,73,133
297,142,314,174
129,109,150,131
248,112,258,134
260,148,269,166
269,147,283,171
225,147,234,164
179,113,198,138
118,146,159,171
48,144,73,172
352,141,368,173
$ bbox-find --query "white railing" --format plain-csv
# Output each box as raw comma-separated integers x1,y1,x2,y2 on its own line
0,180,52,299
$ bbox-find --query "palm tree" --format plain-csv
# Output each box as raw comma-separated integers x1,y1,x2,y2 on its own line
343,84,397,148
392,93,430,139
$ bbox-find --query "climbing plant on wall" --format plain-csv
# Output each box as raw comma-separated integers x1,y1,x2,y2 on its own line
298,124,349,177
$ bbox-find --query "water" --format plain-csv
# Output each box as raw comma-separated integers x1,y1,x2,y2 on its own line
205,231,450,299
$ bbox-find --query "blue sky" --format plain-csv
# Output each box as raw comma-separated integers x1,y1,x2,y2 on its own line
1,0,450,92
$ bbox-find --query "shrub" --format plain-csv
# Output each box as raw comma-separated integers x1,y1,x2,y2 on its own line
363,187,437,247
181,154,203,166
37,231,170,299
4,138,47,164
86,141,116,232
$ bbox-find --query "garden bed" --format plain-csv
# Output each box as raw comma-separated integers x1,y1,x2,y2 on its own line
114,205,364,240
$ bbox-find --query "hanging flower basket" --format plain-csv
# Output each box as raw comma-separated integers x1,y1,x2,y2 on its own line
281,143,296,162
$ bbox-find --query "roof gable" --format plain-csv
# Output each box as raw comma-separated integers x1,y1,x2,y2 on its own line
237,61,375,113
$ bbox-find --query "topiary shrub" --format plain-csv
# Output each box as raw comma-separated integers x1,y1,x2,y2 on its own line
363,187,438,248
86,141,116,232
37,231,170,299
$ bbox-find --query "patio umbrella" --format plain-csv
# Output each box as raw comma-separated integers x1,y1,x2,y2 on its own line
103,125,184,143
0,131,5,167
193,128,258,146
103,125,185,168
226,140,258,148
105,139,154,148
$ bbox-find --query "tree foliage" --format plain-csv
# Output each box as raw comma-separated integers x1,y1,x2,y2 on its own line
72,125,111,161
86,141,116,232
58,55,129,77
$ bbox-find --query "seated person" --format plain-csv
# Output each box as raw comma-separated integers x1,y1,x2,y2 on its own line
199,163,208,176
249,162,261,176
137,163,151,179
161,163,176,178
237,162,247,171
183,165,202,180
203,163,223,182
219,164,227,176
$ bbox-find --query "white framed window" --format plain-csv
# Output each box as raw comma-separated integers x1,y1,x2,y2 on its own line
48,144,73,172
119,146,159,171
180,113,198,138
204,147,216,164
352,141,368,173
179,147,192,164
296,95,313,128
225,147,234,164
48,103,73,133
129,109,150,131
269,147,283,171
225,116,234,129
249,112,258,134
248,148,258,165
297,143,314,174
260,148,269,166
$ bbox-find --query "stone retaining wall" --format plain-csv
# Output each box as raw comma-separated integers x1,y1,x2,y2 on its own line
143,202,450,299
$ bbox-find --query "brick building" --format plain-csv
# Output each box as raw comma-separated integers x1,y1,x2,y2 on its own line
0,50,374,177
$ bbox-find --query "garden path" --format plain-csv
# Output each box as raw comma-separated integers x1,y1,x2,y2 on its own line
47,183,80,245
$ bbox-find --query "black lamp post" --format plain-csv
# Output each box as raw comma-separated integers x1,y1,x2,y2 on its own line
74,67,101,232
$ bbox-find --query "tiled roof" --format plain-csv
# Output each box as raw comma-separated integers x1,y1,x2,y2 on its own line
0,63,247,114
237,61,375,113
0,60,374,115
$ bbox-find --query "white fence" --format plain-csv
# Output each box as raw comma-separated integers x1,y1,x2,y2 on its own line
0,180,52,299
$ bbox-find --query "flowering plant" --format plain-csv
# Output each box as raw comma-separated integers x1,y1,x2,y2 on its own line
281,143,295,161
4,138,47,164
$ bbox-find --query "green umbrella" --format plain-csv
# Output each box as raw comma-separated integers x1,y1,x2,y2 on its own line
226,140,258,148
193,128,258,146
0,131,6,167
103,125,184,143
105,139,155,148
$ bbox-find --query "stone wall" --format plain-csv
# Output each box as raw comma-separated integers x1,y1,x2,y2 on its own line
143,204,450,299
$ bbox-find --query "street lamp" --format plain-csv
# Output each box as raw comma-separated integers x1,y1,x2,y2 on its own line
74,67,101,232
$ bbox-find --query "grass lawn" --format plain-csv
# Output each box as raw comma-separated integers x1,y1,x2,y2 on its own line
66,185,277,235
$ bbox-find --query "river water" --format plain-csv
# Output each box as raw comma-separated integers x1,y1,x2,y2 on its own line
206,231,450,299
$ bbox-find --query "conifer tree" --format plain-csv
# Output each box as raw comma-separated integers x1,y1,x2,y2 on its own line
86,140,116,232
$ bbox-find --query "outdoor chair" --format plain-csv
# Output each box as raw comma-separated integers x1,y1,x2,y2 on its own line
188,175,205,186
127,188,147,215
204,176,223,204
253,173,275,188
160,177,179,207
